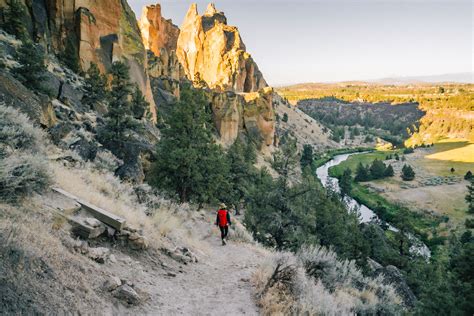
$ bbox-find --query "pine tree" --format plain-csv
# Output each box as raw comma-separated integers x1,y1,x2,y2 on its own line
61,37,80,73
340,168,352,195
355,162,370,182
150,86,230,204
131,85,149,120
300,144,313,170
98,61,142,159
4,0,27,40
282,113,288,122
464,171,473,180
384,164,394,177
82,63,107,109
226,138,257,214
369,159,387,179
401,164,415,181
12,41,46,91
466,179,474,214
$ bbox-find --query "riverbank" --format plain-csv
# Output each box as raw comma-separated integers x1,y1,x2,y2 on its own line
325,149,451,250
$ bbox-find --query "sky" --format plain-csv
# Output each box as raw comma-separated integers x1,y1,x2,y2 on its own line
130,0,473,85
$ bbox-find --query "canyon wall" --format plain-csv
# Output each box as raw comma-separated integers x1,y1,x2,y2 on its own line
176,3,267,93
139,3,275,149
0,0,157,118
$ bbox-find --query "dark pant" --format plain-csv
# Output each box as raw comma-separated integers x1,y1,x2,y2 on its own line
219,226,228,240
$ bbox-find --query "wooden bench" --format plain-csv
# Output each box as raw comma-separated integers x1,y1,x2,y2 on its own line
52,187,126,231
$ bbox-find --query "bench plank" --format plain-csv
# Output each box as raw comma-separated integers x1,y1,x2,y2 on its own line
52,187,126,230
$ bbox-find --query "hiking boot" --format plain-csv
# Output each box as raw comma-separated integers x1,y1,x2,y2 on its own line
222,239,227,246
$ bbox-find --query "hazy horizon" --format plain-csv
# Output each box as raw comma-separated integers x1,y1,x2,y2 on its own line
130,0,473,85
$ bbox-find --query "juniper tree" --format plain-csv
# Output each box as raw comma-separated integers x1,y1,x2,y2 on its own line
60,37,80,73
98,61,143,159
12,41,46,91
340,168,352,195
401,164,415,181
384,164,394,177
300,144,313,170
355,162,370,182
82,63,107,109
4,0,27,40
150,86,230,204
369,159,387,179
466,179,474,214
131,84,149,120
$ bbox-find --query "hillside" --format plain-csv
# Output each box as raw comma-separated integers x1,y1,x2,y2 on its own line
0,1,473,315
278,82,474,146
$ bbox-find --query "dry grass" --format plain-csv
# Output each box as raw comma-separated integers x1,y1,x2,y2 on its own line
51,161,195,250
0,201,107,313
253,246,403,315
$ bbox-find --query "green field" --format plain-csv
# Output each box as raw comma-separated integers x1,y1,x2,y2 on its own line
329,149,400,177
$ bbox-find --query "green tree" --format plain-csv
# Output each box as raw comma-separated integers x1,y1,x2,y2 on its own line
150,86,230,204
355,162,370,182
4,0,27,40
339,168,352,195
12,41,46,92
300,144,313,170
60,37,80,73
369,159,387,179
226,138,257,214
465,170,473,180
401,164,415,181
98,61,144,161
466,179,474,214
384,164,394,177
82,63,107,109
282,112,289,122
131,85,149,120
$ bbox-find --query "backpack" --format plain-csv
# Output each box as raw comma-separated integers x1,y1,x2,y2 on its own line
217,209,228,227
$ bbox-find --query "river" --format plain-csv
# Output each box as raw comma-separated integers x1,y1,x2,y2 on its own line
316,152,431,259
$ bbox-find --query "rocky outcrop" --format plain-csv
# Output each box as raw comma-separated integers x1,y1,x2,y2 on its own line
0,0,157,120
176,3,267,93
0,72,56,128
139,4,180,57
210,87,275,150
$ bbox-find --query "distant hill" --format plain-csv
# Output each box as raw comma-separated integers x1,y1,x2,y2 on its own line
372,72,473,85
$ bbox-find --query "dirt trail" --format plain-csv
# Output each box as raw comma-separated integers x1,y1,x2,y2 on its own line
108,215,267,315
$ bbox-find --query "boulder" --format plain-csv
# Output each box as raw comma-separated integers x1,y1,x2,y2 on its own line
103,276,122,292
113,284,141,305
375,265,417,308
0,72,56,127
87,247,110,264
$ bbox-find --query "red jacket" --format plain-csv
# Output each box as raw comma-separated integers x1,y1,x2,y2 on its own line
216,209,231,227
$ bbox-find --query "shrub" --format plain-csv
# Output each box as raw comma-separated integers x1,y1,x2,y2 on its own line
12,41,47,92
401,165,415,181
0,154,51,202
254,246,403,315
465,171,473,180
0,104,45,153
282,113,288,122
0,104,50,202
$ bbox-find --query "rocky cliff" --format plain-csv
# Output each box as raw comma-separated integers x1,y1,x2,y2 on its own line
139,3,274,149
139,4,180,58
176,3,267,93
0,0,157,118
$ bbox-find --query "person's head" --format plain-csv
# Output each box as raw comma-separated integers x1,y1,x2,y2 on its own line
219,202,227,210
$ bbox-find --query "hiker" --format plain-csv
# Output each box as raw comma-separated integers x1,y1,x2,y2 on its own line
215,203,231,245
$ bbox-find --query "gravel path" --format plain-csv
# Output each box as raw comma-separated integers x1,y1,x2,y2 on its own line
113,215,267,315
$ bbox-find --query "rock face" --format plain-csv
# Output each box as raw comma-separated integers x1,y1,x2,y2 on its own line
139,4,180,57
210,87,275,149
176,3,267,93
0,0,157,120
